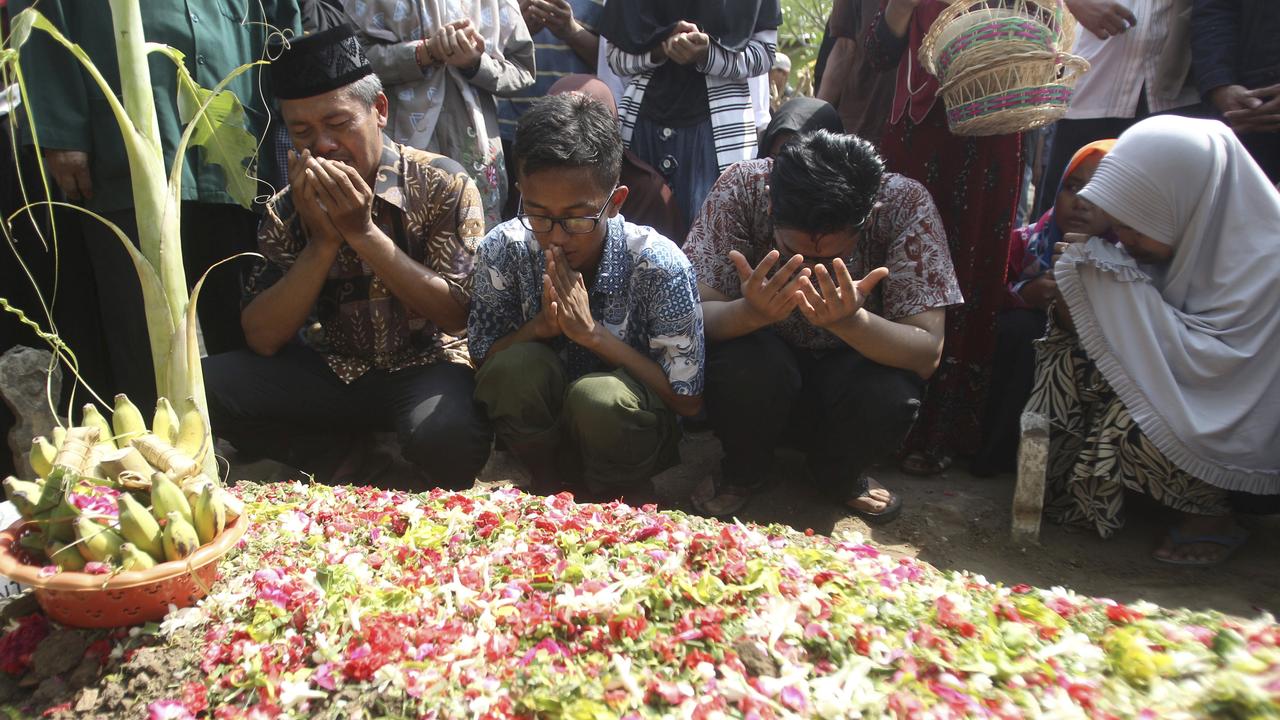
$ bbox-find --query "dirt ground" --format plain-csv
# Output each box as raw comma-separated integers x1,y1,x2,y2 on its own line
234,429,1280,621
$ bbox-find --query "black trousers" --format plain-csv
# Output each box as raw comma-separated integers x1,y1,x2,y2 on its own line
973,307,1046,475
1237,131,1280,182
705,331,924,502
203,344,493,488
81,203,259,411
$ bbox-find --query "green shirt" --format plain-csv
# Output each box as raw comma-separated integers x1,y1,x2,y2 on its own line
14,0,302,213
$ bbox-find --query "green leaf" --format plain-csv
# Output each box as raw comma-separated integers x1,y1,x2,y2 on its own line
9,8,37,50
173,63,259,209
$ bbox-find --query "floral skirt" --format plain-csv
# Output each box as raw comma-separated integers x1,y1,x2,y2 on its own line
1025,315,1230,538
881,106,1022,456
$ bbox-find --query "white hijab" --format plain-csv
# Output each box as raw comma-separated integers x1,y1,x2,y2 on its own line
1055,115,1280,494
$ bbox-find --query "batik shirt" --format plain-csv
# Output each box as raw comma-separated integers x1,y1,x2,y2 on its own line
245,135,485,382
683,158,963,350
468,217,705,397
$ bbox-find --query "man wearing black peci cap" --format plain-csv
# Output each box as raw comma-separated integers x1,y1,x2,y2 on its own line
203,26,493,489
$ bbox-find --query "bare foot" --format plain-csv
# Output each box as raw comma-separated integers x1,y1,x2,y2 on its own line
847,477,893,514
1152,514,1246,566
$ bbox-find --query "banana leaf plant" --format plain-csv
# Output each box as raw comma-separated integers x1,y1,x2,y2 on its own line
1,0,268,479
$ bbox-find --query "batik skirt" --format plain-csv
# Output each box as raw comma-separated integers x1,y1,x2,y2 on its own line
1026,316,1230,538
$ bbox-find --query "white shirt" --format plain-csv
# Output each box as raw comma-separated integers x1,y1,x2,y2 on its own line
751,73,772,132
1065,0,1199,120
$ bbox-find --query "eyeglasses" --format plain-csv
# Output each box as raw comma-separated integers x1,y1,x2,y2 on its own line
517,187,617,235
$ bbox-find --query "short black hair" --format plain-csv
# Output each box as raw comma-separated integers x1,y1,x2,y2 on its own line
513,93,623,192
770,130,884,234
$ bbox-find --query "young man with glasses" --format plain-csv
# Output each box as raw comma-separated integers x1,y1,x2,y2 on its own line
681,130,962,521
468,93,705,499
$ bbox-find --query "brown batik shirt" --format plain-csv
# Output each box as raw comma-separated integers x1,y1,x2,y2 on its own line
245,135,485,382
683,158,963,351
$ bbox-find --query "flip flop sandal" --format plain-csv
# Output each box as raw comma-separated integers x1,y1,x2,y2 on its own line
1152,527,1248,567
899,451,952,477
690,475,752,519
847,487,903,525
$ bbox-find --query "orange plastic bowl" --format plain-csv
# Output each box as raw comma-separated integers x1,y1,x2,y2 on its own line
0,514,248,628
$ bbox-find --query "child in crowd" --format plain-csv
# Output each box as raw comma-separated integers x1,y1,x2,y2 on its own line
972,140,1114,476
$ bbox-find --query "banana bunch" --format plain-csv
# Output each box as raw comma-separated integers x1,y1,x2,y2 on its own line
3,394,238,573
37,478,236,569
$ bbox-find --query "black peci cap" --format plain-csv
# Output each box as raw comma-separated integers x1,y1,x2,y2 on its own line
271,24,374,101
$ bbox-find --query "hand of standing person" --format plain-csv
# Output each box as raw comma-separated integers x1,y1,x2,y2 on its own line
518,0,546,34
1224,83,1280,134
663,20,710,66
1064,0,1137,40
430,18,486,70
44,149,93,202
526,0,580,39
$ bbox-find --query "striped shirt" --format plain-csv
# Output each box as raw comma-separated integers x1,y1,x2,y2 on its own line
1065,0,1200,120
607,29,777,172
496,0,605,142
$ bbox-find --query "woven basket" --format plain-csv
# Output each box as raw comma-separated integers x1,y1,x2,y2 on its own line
0,514,247,628
920,0,1088,136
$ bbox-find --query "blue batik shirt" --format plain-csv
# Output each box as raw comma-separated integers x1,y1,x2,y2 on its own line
468,216,705,397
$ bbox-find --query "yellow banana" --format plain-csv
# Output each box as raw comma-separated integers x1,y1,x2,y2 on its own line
174,397,208,461
184,478,242,523
117,493,165,559
192,484,226,545
29,436,57,479
152,397,181,445
120,543,158,571
162,511,200,562
81,403,118,451
74,517,124,563
46,541,87,572
150,472,194,526
112,394,148,447
3,476,59,519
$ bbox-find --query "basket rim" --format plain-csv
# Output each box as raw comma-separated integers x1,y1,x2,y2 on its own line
0,513,247,592
937,51,1089,95
921,0,1077,76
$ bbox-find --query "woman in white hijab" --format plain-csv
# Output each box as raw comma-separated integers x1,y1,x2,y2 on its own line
1028,115,1280,566
344,0,535,228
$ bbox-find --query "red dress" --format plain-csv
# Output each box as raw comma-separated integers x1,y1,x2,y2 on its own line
868,0,1023,458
